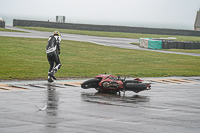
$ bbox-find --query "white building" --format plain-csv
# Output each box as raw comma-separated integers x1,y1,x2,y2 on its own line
194,9,200,31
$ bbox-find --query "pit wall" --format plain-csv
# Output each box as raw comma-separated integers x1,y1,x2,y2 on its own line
13,19,200,37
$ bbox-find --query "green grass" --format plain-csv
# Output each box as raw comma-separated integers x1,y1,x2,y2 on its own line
0,36,200,80
162,49,200,54
0,27,27,32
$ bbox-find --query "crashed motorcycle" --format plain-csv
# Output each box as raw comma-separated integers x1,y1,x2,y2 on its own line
81,74,151,93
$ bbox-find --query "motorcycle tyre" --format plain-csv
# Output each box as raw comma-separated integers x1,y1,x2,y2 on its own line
81,78,101,89
125,83,147,92
124,80,142,83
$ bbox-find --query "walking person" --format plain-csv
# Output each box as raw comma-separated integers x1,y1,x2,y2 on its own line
46,30,61,82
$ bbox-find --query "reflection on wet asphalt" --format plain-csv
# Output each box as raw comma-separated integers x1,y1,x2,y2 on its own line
46,85,59,110
81,93,150,107
45,84,64,131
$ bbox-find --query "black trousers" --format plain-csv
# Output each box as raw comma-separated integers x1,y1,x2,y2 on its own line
47,52,61,73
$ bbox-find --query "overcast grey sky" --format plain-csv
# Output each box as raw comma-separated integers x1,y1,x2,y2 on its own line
0,0,200,29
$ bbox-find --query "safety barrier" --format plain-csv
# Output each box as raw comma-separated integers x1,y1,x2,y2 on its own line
140,38,200,49
162,40,200,49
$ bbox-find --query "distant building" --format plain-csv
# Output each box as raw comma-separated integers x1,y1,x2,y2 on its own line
0,16,5,28
194,9,200,31
56,16,65,23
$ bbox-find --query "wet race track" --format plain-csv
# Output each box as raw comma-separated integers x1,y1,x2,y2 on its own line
0,77,200,133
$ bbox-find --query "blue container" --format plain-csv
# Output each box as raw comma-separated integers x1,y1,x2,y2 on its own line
148,40,162,50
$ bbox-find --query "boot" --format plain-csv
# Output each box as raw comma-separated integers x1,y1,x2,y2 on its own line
49,70,56,80
48,76,54,83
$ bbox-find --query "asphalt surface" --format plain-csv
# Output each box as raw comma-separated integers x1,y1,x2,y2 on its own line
1,26,200,57
0,77,200,133
0,26,200,132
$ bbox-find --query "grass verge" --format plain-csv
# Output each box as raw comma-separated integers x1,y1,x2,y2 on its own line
162,49,200,54
0,27,27,32
0,36,200,80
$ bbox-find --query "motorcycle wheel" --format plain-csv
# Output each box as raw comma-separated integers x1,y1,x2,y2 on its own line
81,79,101,89
124,80,142,84
125,83,147,92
